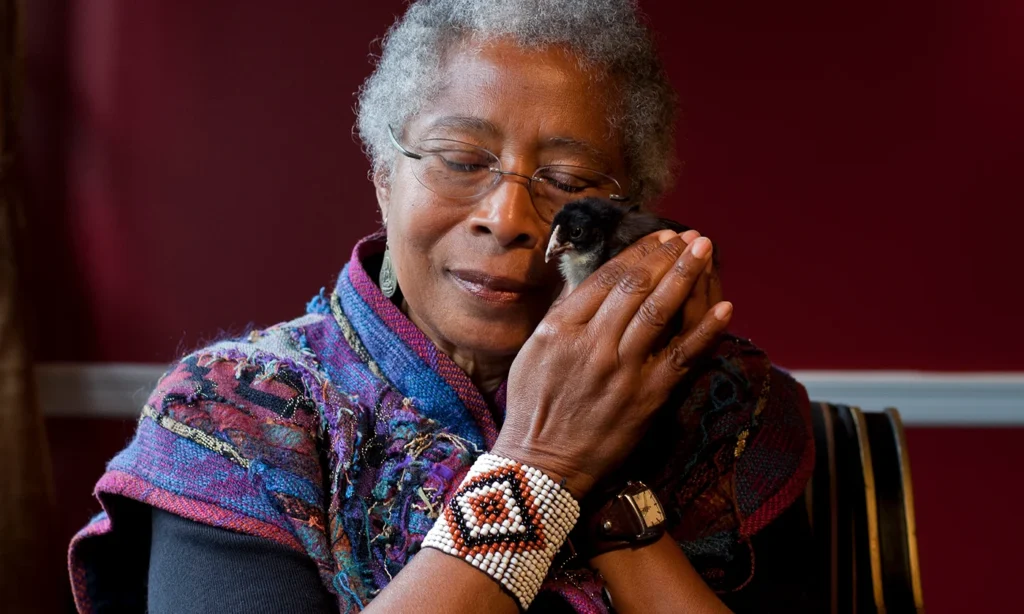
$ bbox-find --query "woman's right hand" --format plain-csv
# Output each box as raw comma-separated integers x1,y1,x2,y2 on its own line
492,231,733,499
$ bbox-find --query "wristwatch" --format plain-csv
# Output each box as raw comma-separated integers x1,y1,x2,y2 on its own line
579,481,667,557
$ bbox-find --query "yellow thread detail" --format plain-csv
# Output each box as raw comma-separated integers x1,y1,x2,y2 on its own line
734,429,750,458
142,405,251,469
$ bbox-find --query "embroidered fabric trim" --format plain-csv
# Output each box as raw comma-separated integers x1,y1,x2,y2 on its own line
421,453,580,610
330,291,388,384
141,405,251,469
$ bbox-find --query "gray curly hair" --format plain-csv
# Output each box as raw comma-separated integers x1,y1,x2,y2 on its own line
355,0,678,204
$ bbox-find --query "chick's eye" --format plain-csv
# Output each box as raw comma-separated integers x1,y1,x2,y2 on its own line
570,227,583,239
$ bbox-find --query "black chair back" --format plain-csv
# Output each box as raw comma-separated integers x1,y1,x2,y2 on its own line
809,403,925,613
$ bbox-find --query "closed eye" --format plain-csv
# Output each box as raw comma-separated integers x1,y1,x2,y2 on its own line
442,158,490,173
548,178,587,193
537,169,600,194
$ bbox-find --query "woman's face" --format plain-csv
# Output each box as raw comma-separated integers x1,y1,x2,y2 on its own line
376,39,628,360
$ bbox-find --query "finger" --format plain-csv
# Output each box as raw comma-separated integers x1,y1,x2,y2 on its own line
679,258,718,337
648,301,733,386
586,233,695,342
708,262,724,304
615,237,714,358
682,245,723,333
667,229,712,334
549,230,676,324
547,280,572,313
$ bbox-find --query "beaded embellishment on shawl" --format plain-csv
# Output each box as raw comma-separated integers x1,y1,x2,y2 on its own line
68,232,815,614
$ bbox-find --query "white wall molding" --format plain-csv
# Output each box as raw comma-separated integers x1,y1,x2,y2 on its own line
36,363,166,419
34,363,1024,426
792,370,1023,425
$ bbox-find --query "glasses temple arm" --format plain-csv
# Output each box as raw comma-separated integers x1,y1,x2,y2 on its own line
388,125,422,160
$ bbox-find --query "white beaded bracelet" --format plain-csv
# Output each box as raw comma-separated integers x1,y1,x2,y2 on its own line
421,453,581,610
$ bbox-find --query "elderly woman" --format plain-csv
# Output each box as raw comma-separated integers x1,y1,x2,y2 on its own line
69,1,816,612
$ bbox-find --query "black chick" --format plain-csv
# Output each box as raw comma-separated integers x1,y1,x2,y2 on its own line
545,198,696,289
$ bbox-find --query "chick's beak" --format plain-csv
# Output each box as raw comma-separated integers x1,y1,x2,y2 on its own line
545,225,574,263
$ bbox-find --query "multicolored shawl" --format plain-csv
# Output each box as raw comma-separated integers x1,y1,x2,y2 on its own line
68,233,814,613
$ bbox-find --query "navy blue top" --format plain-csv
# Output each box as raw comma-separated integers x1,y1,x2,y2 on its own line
142,498,816,613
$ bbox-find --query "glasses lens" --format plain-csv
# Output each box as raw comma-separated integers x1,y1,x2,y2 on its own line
531,166,625,221
410,140,500,199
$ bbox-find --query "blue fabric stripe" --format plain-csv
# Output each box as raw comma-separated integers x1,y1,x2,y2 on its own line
258,467,322,506
106,419,284,523
334,267,484,448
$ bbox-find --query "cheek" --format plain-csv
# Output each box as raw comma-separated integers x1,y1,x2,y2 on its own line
385,174,461,286
379,165,561,353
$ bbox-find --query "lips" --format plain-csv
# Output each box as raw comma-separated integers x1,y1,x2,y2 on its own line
449,269,540,303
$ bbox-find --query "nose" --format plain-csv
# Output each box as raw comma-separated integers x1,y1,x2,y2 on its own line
468,173,545,249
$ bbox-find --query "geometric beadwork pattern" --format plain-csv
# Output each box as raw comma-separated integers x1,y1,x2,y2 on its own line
422,454,580,609
452,468,542,548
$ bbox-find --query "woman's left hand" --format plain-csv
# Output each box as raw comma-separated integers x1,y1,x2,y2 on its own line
494,228,732,499
553,227,723,342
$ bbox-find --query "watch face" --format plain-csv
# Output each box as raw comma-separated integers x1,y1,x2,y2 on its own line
630,489,665,529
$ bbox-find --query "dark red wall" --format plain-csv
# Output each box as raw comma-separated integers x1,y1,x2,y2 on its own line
22,1,1024,612
22,0,1024,368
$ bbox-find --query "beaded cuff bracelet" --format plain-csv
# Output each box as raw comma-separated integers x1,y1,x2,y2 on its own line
421,453,581,610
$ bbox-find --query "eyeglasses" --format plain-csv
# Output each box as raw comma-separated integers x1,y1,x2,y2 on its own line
388,125,629,223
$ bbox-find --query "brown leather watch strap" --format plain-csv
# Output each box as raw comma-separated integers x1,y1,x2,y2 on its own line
573,482,665,558
588,495,644,540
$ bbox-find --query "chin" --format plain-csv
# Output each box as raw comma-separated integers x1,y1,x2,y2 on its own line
448,314,537,356
405,281,556,360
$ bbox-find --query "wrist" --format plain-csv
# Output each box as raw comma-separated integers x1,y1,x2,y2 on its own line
571,480,668,559
488,441,594,499
422,453,581,610
589,532,669,565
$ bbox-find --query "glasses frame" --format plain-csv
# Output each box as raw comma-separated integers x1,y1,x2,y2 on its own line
387,124,630,204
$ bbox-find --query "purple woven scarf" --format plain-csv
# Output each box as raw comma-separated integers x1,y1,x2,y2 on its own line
68,232,813,613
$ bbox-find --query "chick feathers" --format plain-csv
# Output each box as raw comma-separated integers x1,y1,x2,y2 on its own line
545,198,694,289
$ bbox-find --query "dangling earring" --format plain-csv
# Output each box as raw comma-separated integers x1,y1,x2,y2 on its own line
380,245,398,298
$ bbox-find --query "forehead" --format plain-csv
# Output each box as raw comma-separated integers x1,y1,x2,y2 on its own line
409,38,624,161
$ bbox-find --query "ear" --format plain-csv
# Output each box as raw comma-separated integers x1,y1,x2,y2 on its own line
373,167,392,225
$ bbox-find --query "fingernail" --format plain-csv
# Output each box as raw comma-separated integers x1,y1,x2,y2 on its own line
714,302,733,321
692,237,711,258
657,230,676,243
681,229,701,243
